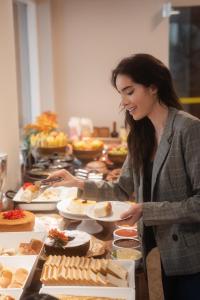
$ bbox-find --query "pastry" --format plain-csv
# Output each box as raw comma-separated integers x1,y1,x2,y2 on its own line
68,198,96,215
44,229,90,256
93,202,112,218
20,182,39,202
0,210,35,232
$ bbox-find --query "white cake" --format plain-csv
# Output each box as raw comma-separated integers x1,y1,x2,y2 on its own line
68,198,96,215
94,201,112,218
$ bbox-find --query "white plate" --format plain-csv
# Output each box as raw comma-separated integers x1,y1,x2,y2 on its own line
14,186,77,203
0,255,37,289
14,187,77,211
0,288,23,300
0,231,45,254
86,201,132,222
45,230,91,248
57,199,90,220
40,286,135,300
41,259,135,289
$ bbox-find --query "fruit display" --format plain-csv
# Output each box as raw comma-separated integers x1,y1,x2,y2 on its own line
72,139,104,162
30,131,68,148
107,144,128,165
72,138,104,151
23,111,68,151
108,144,128,156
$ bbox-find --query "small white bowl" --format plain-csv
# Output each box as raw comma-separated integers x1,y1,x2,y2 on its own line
112,237,141,251
113,228,138,240
111,248,142,269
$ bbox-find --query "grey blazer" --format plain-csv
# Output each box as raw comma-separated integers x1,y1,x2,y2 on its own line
81,107,200,276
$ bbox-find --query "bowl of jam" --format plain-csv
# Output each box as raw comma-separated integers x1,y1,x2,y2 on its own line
112,237,140,251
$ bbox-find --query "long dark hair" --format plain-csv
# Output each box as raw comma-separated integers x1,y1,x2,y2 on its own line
111,53,182,175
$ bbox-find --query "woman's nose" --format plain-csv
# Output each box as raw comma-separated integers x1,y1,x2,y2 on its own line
121,96,129,107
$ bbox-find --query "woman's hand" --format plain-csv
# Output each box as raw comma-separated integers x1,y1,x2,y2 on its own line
47,169,84,189
117,203,143,226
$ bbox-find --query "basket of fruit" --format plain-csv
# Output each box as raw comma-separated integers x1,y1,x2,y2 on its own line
72,139,104,162
107,144,128,165
30,131,68,155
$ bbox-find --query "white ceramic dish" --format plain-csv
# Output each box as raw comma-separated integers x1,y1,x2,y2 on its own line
86,201,131,222
40,286,135,300
0,288,23,300
57,200,90,220
0,231,46,255
111,248,142,270
0,255,37,289
42,259,135,289
112,238,140,251
45,229,91,249
13,187,77,211
113,228,138,240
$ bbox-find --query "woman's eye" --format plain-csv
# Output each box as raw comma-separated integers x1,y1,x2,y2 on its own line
127,90,133,95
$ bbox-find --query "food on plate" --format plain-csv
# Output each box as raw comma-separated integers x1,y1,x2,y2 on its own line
38,188,60,201
0,239,43,256
93,202,112,218
57,296,125,300
44,229,90,256
0,210,35,232
41,256,128,287
18,239,43,255
0,269,12,288
20,182,39,202
68,198,96,215
0,264,28,288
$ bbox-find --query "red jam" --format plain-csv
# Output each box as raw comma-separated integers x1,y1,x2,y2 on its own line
3,210,25,220
115,229,137,238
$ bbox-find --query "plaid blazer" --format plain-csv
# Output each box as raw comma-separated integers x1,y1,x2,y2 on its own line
82,107,200,276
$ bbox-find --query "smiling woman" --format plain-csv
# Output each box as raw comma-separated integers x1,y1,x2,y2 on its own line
48,53,200,300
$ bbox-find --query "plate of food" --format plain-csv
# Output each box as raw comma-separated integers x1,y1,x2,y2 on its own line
13,185,77,211
57,198,97,220
86,201,132,222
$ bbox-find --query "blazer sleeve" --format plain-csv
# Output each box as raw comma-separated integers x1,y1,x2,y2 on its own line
78,155,134,202
143,120,200,225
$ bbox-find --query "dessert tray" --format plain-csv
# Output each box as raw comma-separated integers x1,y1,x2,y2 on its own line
13,187,77,211
86,201,132,222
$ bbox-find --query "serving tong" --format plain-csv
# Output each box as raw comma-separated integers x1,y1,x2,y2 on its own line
35,177,63,190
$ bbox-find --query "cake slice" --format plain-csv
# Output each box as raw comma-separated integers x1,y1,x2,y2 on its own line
93,202,112,218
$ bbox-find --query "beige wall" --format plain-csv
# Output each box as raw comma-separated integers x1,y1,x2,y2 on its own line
0,0,21,190
172,0,200,6
51,0,169,131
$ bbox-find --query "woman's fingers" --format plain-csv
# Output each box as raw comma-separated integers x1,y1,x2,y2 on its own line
120,205,135,219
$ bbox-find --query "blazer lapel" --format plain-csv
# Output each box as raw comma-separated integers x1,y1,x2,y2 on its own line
151,107,177,200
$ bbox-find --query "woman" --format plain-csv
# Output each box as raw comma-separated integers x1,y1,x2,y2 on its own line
49,54,200,300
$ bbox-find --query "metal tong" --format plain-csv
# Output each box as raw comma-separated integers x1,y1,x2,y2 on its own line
35,177,63,189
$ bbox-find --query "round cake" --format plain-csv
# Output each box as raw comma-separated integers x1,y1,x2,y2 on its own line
0,210,35,232
68,198,96,215
44,229,90,256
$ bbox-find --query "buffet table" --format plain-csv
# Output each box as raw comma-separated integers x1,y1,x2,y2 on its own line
20,214,149,300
